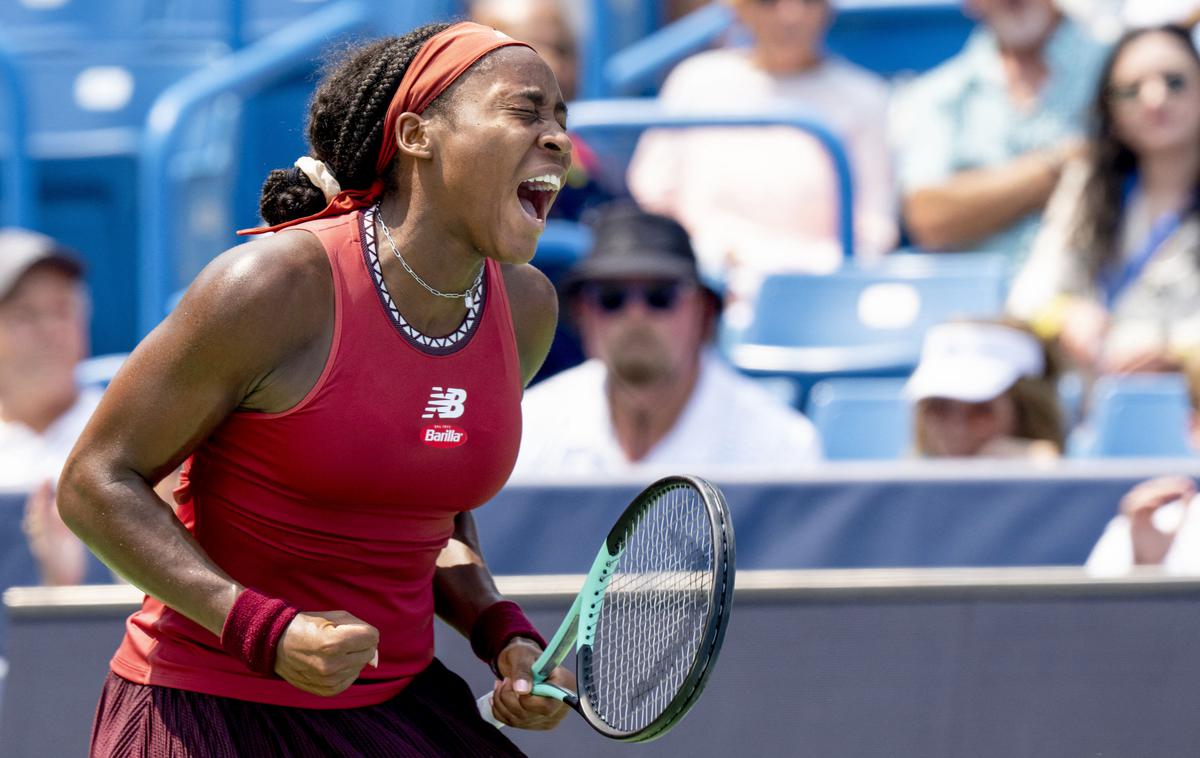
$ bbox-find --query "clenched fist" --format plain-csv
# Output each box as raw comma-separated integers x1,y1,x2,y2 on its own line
274,610,380,696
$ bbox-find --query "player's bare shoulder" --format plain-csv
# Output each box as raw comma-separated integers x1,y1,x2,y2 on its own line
161,228,336,412
172,229,332,347
501,261,556,309
501,262,559,384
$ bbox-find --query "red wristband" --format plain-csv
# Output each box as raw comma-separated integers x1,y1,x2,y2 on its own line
470,600,546,676
220,588,300,675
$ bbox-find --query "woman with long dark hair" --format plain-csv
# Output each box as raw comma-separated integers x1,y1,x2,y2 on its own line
1008,24,1200,375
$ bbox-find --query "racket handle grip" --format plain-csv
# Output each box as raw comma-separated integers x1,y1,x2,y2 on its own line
477,691,506,729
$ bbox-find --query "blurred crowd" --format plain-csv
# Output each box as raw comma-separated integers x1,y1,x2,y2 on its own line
502,0,1200,460
473,0,1200,574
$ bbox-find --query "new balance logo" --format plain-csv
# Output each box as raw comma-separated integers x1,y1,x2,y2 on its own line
423,387,467,419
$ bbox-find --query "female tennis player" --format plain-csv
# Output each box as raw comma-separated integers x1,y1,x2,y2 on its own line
58,21,574,756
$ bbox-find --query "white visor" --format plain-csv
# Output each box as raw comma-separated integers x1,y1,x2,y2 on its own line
905,322,1045,403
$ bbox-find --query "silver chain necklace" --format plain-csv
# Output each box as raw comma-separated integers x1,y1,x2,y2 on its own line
374,203,484,310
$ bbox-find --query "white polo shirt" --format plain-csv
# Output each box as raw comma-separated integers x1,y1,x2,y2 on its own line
512,352,821,478
1086,493,1200,575
0,387,102,493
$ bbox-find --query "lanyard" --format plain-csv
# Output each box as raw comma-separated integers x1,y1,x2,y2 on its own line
1099,179,1192,308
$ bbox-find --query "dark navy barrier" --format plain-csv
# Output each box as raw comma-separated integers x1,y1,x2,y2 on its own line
0,493,108,656
6,570,1200,757
477,461,1200,574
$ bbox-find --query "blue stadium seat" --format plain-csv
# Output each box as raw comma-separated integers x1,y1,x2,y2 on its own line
532,219,592,283
149,0,363,47
18,41,228,154
601,3,732,97
825,3,973,78
0,38,34,228
0,0,412,48
726,253,1010,402
0,40,232,353
135,0,455,49
5,1,414,350
140,1,376,340
1068,373,1195,458
564,98,856,259
0,0,149,46
806,377,912,460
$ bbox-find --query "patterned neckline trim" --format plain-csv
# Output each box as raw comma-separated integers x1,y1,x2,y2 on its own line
360,205,486,355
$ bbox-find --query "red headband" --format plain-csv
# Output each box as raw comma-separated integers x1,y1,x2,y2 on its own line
239,22,531,235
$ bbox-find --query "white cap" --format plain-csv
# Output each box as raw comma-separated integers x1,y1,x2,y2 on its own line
0,228,83,302
905,322,1045,403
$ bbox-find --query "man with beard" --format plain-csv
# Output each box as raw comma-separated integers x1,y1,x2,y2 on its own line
511,204,821,476
891,0,1108,269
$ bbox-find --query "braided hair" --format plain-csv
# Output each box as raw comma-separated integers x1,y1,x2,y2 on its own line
258,23,456,227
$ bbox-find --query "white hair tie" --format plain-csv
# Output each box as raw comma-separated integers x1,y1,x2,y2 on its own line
293,156,342,203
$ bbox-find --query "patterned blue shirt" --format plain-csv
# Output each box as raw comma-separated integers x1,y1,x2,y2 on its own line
890,19,1109,266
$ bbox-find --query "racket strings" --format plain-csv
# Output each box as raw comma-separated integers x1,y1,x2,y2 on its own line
585,483,715,733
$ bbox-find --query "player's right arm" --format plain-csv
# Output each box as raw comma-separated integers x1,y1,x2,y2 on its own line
57,230,376,695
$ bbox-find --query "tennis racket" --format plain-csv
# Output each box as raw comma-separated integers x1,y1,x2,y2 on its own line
477,474,735,742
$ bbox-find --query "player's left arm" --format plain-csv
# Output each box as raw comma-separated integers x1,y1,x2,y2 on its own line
434,511,572,728
432,260,559,629
432,261,569,727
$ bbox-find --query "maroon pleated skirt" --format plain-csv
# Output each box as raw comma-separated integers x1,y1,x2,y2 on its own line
90,658,527,757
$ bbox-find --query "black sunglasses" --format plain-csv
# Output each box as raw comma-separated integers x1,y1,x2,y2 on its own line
1108,71,1190,103
585,282,688,313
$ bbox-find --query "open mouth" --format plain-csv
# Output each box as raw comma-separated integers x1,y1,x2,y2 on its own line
516,173,561,225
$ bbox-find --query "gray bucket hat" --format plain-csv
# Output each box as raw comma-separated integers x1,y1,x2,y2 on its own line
562,203,721,304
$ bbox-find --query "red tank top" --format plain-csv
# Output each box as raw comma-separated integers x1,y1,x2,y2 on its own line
111,208,524,708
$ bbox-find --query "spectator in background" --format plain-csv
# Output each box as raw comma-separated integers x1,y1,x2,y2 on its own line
0,229,94,585
512,204,821,476
906,319,1064,459
1087,355,1200,574
470,0,614,221
891,0,1108,267
470,0,577,101
625,0,896,300
1008,26,1200,376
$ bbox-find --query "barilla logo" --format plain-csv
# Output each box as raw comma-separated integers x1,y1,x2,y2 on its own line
422,424,467,448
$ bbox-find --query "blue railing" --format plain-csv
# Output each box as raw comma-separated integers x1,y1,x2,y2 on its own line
604,3,733,98
600,1,970,97
137,0,371,338
565,98,855,260
582,0,664,98
0,34,35,228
